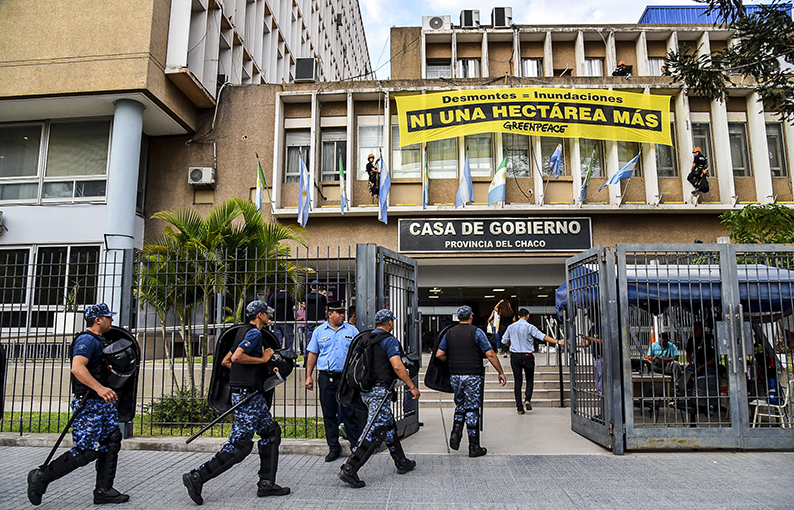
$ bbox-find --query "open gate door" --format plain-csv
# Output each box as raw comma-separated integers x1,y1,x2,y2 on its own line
356,244,421,438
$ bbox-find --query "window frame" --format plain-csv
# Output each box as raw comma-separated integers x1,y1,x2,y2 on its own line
617,141,643,178
426,60,452,79
521,58,543,78
502,133,531,178
579,139,605,178
655,123,679,177
691,123,716,177
390,124,421,179
583,58,604,77
284,130,311,184
464,133,494,178
455,58,481,78
766,122,788,177
728,122,752,177
320,129,347,182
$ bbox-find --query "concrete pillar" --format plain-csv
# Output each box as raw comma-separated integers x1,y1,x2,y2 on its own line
272,95,284,208
451,31,458,78
165,0,191,71
310,92,318,208
635,31,649,76
746,93,774,203
606,31,617,75
675,92,694,196
543,31,553,77
575,31,585,77
642,89,659,204
512,28,521,77
711,98,736,205
481,32,489,78
605,140,620,206
420,31,427,79
571,139,582,203
532,137,544,204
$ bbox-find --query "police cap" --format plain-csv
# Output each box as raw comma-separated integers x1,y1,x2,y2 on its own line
375,309,396,324
84,303,117,321
456,305,473,319
246,300,274,316
327,300,346,312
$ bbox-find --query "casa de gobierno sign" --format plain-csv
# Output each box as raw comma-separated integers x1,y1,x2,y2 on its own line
398,217,592,254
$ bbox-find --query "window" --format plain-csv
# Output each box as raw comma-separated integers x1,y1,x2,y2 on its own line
426,60,451,79
580,139,605,177
284,130,310,183
427,138,458,179
456,59,480,78
502,133,530,177
0,120,111,203
464,133,493,177
728,123,751,176
541,137,565,176
390,125,421,179
692,123,715,177
617,141,642,178
357,124,383,180
521,58,542,78
1,246,99,330
656,124,679,177
321,129,346,182
583,58,603,77
766,123,788,177
648,58,666,76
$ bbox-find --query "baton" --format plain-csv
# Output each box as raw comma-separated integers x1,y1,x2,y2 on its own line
185,391,260,444
41,392,89,468
357,380,400,444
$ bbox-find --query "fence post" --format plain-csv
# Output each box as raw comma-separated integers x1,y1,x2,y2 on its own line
356,244,378,331
118,248,135,330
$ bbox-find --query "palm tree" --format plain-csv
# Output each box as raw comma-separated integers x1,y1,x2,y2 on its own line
138,198,307,393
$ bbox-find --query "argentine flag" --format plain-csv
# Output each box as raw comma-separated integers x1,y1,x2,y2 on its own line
599,152,641,191
549,143,562,179
378,151,391,224
488,156,508,206
297,155,311,227
455,152,473,208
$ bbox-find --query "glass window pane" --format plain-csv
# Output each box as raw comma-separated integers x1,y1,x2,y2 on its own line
503,133,530,177
584,58,603,77
521,59,542,77
456,59,480,78
43,181,74,198
35,247,67,305
0,183,38,200
427,138,457,179
541,137,565,176
69,247,100,305
0,124,41,178
692,123,715,177
728,123,751,176
357,125,382,180
426,61,451,79
391,125,421,179
617,141,642,178
321,138,345,182
285,130,310,184
75,180,106,197
0,249,29,304
648,58,665,76
465,133,492,177
656,123,678,177
46,121,110,177
766,123,787,177
580,139,604,177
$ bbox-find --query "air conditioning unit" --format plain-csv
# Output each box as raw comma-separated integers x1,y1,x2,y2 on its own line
422,15,451,31
188,167,215,186
491,7,512,28
459,10,480,28
294,57,318,82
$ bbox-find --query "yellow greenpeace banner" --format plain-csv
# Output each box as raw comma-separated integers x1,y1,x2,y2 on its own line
394,87,673,147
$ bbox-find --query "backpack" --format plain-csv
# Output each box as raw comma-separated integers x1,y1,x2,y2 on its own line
346,330,390,392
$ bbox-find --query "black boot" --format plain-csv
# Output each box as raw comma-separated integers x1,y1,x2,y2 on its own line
94,434,129,504
468,428,487,458
339,435,381,489
183,441,253,506
28,449,98,506
388,437,416,474
448,417,465,451
257,443,290,497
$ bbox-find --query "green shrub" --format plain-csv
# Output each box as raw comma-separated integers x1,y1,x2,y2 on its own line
143,387,221,424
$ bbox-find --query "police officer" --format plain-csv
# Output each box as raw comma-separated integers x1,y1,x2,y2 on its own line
435,305,506,457
304,280,327,349
182,301,290,505
339,309,420,488
305,300,363,462
27,304,129,506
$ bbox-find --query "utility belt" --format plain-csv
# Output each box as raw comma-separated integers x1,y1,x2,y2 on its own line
511,351,534,356
230,386,257,396
319,370,343,383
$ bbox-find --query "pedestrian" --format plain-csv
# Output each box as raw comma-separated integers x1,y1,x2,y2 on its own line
268,287,296,351
435,305,506,457
501,308,563,414
182,301,290,505
305,280,328,345
347,305,357,326
339,309,420,488
295,301,306,354
304,300,363,462
27,303,130,505
489,299,514,355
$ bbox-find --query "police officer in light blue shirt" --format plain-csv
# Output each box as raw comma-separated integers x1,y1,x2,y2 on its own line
501,308,562,414
304,300,362,462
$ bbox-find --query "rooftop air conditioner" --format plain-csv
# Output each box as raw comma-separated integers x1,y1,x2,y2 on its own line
294,57,318,82
422,15,451,31
188,167,215,186
491,7,512,28
459,10,480,28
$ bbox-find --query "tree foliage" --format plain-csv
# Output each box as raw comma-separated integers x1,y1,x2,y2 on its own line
720,204,794,244
666,1,794,120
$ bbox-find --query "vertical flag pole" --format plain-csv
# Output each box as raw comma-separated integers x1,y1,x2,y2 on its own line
255,152,275,215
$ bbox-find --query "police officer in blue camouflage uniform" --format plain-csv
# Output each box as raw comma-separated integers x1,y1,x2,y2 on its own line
182,301,290,505
304,300,362,462
339,309,420,489
27,303,130,506
436,305,506,457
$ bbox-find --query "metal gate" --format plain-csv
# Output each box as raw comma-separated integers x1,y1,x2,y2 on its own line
355,244,420,438
565,246,624,452
564,244,794,452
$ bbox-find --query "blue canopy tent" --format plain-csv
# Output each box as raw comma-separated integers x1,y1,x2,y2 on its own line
556,264,794,319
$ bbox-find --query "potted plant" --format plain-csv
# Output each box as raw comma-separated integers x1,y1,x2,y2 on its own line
54,281,81,336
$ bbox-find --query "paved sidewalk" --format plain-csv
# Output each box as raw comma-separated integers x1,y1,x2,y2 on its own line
2,446,793,509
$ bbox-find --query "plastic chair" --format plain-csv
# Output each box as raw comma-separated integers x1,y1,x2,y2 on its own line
750,379,792,428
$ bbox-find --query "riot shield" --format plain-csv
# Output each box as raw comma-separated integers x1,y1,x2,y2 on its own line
335,330,369,411
104,326,141,422
208,325,294,413
423,324,453,393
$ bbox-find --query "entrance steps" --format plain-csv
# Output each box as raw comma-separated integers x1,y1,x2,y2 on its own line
418,356,571,408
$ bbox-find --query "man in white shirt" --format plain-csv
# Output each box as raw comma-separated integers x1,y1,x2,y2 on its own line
501,309,563,414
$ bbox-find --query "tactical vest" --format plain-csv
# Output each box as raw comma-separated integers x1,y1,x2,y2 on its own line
694,154,708,172
305,291,326,322
71,330,110,396
370,330,398,386
445,324,484,375
229,324,263,390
